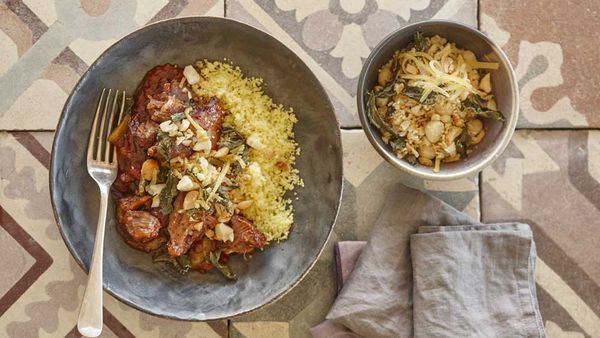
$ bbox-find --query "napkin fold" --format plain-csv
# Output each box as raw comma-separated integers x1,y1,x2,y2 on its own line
313,184,545,338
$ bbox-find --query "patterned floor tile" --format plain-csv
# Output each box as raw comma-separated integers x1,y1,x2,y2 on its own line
0,0,225,131
0,131,227,337
226,0,477,127
229,129,480,338
481,130,600,337
480,0,600,128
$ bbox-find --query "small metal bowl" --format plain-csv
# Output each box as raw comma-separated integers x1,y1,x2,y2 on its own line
357,20,518,180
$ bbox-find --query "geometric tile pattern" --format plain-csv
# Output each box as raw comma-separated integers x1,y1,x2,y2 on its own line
1,0,599,337
481,130,600,338
227,0,477,127
480,1,600,128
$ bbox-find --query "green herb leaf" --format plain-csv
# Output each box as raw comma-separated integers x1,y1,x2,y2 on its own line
159,171,179,214
151,247,190,275
374,81,396,99
158,166,169,182
124,97,134,115
476,109,505,121
403,86,437,105
156,131,172,160
170,112,185,122
389,137,406,154
209,250,237,280
366,91,405,139
407,31,427,52
219,127,245,149
405,154,417,165
455,129,470,157
462,95,505,121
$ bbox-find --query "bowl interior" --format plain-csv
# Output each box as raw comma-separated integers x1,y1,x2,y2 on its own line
358,21,517,179
50,17,342,320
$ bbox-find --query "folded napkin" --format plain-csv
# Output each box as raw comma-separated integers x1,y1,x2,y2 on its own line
312,185,545,338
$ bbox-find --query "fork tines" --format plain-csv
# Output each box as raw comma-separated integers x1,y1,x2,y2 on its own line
87,88,126,164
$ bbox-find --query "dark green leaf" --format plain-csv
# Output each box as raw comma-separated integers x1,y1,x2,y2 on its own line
462,95,505,121
209,250,237,280
156,131,172,159
176,255,191,272
123,97,134,115
152,247,190,275
389,137,406,153
391,57,401,79
219,127,245,149
159,171,179,214
366,91,405,142
374,81,396,99
407,31,427,52
403,86,437,105
158,166,169,182
170,112,185,122
455,129,469,157
476,109,505,121
405,154,417,165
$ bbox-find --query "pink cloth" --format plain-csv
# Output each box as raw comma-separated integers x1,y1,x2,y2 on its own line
310,241,366,338
334,241,367,295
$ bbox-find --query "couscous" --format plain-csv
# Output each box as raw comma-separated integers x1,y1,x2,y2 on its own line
109,61,301,279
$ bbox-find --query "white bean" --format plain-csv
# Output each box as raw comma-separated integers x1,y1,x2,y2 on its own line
467,119,483,136
468,130,485,145
418,157,433,166
479,73,492,93
375,97,389,108
378,67,392,86
446,126,463,143
418,144,436,159
425,120,444,143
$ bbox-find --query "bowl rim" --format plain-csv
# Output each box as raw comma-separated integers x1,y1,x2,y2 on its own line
49,15,344,321
357,19,519,181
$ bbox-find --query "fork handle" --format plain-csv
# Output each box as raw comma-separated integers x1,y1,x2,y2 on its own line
77,185,109,337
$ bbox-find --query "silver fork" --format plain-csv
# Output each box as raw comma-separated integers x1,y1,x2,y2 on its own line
77,88,126,338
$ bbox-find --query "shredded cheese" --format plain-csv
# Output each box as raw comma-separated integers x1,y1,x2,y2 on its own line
398,47,497,103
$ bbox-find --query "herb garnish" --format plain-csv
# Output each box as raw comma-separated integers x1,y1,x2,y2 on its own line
152,246,191,275
158,171,179,214
209,250,237,280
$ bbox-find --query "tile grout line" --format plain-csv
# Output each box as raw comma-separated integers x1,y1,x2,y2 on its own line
3,127,600,133
478,171,483,222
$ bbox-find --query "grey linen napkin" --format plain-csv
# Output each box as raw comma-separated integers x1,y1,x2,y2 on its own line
317,184,545,338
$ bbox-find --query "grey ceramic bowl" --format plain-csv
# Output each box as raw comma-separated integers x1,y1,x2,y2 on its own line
357,20,518,180
50,17,343,321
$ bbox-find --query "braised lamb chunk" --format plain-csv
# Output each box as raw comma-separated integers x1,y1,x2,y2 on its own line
166,192,218,257
188,238,218,272
132,64,183,117
123,232,167,253
123,210,161,242
131,119,159,148
146,80,189,122
189,96,226,149
222,215,266,255
116,195,165,251
116,195,152,224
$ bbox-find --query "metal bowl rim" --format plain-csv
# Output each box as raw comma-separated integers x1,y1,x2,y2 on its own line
357,19,519,181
